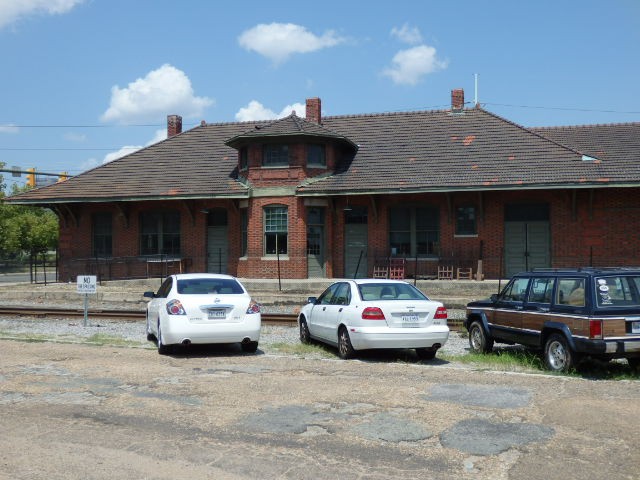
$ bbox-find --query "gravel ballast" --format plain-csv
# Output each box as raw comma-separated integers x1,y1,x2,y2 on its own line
0,315,471,357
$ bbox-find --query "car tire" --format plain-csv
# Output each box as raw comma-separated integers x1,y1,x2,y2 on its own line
241,341,259,353
468,321,494,354
299,317,311,344
415,347,437,360
157,320,170,355
544,333,577,373
337,326,355,360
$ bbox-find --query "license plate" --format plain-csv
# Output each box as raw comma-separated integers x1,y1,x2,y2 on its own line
401,314,419,323
207,309,226,319
632,321,640,334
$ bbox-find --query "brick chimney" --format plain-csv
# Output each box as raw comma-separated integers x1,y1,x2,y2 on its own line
451,89,464,113
167,114,182,137
306,98,321,124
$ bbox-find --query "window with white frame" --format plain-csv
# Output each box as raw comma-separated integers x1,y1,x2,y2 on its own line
264,205,288,255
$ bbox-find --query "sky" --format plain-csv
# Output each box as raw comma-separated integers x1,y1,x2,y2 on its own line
1,0,640,189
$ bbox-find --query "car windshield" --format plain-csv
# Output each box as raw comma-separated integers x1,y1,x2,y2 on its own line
594,276,640,307
177,278,244,295
358,283,428,301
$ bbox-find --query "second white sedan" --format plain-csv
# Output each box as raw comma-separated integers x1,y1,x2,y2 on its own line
298,279,449,360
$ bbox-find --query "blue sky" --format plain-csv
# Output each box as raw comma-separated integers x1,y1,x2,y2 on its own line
1,0,640,188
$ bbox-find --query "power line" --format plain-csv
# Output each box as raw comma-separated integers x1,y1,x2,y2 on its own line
483,102,640,115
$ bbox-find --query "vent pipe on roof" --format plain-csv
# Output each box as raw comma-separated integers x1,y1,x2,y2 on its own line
167,115,182,137
306,98,321,124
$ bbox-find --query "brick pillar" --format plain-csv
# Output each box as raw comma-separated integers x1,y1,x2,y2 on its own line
167,115,182,137
306,98,321,124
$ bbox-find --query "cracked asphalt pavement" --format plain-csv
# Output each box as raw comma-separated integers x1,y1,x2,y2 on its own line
1,340,638,479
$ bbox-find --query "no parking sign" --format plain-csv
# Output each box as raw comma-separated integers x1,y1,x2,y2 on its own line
77,275,97,325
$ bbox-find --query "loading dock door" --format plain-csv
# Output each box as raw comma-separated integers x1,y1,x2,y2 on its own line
504,204,550,278
206,209,228,274
344,206,368,278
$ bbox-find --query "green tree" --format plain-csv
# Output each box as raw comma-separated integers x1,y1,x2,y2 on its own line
0,162,59,260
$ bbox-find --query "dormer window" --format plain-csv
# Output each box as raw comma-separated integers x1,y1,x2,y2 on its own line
307,144,326,167
239,147,248,170
263,144,289,167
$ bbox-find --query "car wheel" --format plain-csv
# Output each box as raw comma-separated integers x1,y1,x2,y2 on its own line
415,347,437,360
468,321,494,354
544,333,577,373
157,320,170,355
337,326,355,360
627,357,640,372
241,341,259,353
299,317,311,344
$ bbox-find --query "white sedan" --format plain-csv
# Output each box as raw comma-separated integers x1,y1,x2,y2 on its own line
298,279,449,360
144,273,261,355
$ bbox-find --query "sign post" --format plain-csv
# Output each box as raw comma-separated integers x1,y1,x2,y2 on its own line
76,275,97,326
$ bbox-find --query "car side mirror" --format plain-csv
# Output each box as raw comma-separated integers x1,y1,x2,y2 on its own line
143,291,155,299
490,294,499,303
307,296,318,304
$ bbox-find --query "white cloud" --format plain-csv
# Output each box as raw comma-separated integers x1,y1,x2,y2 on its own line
80,129,167,172
391,23,423,45
0,124,19,134
235,101,306,122
101,64,213,124
102,128,167,164
238,23,344,64
382,45,448,86
0,0,83,30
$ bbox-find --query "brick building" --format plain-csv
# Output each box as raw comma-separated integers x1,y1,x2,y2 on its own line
7,89,640,280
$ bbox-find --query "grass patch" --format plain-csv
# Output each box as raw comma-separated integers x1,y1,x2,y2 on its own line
442,346,639,380
269,341,334,357
85,333,141,347
441,348,545,372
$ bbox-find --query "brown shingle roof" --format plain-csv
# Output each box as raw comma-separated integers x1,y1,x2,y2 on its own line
225,113,356,148
8,107,640,205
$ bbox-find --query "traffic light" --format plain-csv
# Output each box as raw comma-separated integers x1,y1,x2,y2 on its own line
26,168,36,187
58,172,69,182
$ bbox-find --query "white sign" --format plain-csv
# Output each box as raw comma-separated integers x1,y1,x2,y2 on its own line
77,275,97,295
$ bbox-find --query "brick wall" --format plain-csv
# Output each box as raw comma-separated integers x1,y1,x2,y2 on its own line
57,187,640,281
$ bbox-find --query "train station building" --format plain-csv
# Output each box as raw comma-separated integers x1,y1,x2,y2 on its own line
8,89,640,281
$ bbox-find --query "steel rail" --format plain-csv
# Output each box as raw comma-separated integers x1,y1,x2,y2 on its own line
0,306,298,324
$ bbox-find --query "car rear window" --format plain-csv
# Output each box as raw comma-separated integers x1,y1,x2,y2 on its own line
595,276,640,307
358,283,428,301
177,278,244,295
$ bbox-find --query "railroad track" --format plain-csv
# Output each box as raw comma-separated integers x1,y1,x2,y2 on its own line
0,306,298,324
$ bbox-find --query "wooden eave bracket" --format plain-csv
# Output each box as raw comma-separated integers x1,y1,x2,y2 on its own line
369,195,378,223
61,204,79,228
114,203,130,228
181,200,196,227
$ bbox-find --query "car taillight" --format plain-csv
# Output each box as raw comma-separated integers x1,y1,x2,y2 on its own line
362,307,386,320
246,300,261,314
590,319,602,339
434,306,448,320
166,299,185,315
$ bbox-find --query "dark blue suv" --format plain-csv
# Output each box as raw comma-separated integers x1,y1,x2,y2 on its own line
465,268,640,372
